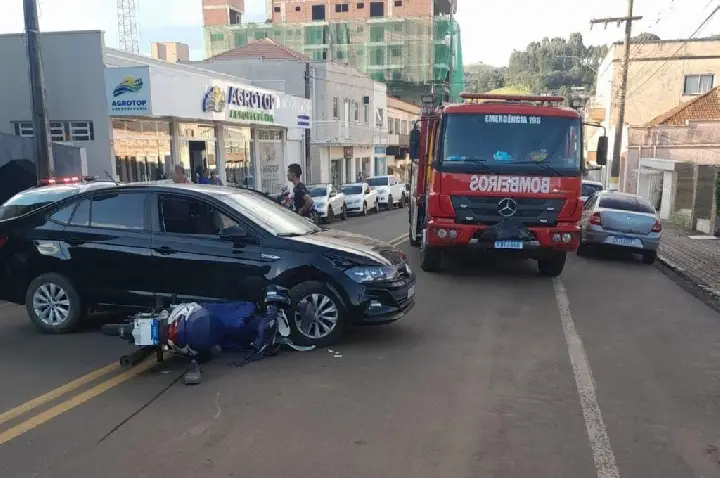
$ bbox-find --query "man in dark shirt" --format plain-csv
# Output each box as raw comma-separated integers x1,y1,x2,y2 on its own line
287,163,313,217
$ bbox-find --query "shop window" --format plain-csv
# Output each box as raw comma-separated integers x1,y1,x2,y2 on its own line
90,193,146,231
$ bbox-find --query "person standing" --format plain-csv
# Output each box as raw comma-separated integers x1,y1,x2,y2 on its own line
287,163,313,217
171,164,189,183
209,170,222,185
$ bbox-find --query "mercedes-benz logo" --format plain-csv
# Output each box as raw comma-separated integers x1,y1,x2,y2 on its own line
497,198,517,217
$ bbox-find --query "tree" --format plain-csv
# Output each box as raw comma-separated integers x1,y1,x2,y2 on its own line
632,32,660,42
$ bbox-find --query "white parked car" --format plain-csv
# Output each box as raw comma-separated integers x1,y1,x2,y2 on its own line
367,175,406,209
308,183,347,222
340,182,378,216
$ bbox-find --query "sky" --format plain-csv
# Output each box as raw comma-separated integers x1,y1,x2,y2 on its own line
0,0,718,66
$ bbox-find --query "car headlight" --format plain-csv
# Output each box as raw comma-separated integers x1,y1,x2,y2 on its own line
345,266,397,283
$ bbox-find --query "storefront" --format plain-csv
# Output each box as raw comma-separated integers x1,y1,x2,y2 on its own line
106,64,312,194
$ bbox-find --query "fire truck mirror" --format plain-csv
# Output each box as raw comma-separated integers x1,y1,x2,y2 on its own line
595,136,608,166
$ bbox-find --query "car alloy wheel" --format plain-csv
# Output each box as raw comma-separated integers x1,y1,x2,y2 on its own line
294,293,340,340
33,282,71,326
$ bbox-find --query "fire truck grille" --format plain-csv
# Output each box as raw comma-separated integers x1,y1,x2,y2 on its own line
450,196,566,227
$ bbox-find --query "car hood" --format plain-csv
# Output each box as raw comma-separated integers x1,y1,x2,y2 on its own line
287,229,404,266
345,194,364,201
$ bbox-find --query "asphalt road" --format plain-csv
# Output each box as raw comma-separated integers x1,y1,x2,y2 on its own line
1,207,720,477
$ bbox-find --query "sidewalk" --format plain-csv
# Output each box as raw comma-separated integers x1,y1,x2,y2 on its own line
658,222,720,307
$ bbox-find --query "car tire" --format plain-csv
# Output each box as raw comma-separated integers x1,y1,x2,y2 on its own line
362,202,368,216
537,252,567,277
288,281,347,347
25,273,84,334
341,205,348,220
374,201,380,213
387,195,394,209
576,243,591,257
641,251,656,265
327,206,334,223
409,224,421,247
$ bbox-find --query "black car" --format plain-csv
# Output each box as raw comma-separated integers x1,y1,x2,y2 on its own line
0,183,415,346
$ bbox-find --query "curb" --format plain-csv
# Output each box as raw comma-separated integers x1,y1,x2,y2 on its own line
656,253,720,314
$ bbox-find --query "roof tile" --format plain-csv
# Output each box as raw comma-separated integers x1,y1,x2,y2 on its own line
206,38,310,61
646,87,720,126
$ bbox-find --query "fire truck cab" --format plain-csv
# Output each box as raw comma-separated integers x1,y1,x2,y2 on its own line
408,93,608,276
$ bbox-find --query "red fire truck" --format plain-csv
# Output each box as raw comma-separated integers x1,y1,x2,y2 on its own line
408,93,608,276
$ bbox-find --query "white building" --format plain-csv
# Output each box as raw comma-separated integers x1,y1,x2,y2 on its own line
0,31,312,194
189,38,389,187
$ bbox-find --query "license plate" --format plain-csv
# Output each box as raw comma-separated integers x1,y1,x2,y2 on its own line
613,236,637,246
494,240,523,249
407,285,415,299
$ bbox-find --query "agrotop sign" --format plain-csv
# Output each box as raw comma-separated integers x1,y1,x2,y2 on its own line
202,85,277,123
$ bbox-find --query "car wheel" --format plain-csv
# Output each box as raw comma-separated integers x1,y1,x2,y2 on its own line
289,281,347,347
25,273,84,333
576,243,591,257
409,223,421,247
374,201,380,213
537,252,567,277
327,206,334,222
387,195,394,209
341,205,348,220
641,250,656,265
362,202,368,216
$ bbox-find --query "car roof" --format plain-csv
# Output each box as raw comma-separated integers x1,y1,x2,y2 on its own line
367,175,390,179
582,180,603,187
308,183,330,188
341,182,364,187
597,190,650,202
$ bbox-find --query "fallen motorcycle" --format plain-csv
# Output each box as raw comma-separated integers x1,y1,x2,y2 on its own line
101,285,310,385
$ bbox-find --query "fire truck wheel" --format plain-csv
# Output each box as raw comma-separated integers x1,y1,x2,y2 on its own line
537,252,567,277
409,225,421,247
421,246,442,272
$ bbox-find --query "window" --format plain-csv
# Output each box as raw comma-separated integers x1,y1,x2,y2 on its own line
49,203,76,225
70,200,90,226
210,32,224,42
376,107,384,127
354,101,359,121
369,1,384,17
389,118,395,134
394,0,403,6
90,193,146,230
394,118,400,134
335,3,349,12
367,176,390,187
311,4,325,20
296,6,300,11
598,195,656,214
683,74,714,95
332,97,339,119
357,2,364,8
273,6,280,12
12,121,95,141
0,186,79,220
363,104,369,123
160,196,238,236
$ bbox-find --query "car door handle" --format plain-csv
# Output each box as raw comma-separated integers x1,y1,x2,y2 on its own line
153,246,175,255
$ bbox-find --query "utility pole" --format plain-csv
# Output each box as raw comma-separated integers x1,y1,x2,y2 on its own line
23,0,54,180
590,0,642,191
304,62,312,183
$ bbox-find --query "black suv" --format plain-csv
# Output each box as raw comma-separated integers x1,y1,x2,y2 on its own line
0,183,415,346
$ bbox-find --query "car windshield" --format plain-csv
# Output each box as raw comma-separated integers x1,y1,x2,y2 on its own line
213,189,321,236
582,183,603,197
0,186,78,220
309,186,328,198
441,114,582,173
367,177,390,187
599,195,656,214
341,185,362,195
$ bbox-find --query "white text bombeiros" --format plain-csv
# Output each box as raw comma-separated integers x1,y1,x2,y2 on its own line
469,175,551,194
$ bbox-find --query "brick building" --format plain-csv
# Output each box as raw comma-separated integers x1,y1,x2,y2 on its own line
201,0,464,105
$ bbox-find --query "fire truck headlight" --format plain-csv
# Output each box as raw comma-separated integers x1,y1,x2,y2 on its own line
562,233,572,243
552,233,561,243
345,266,397,283
436,228,448,239
448,229,458,240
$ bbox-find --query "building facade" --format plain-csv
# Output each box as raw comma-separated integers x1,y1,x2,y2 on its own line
386,96,420,182
192,39,388,187
0,31,311,195
151,42,190,63
586,38,720,167
201,0,464,105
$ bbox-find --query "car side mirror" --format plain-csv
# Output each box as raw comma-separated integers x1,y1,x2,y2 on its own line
405,184,410,191
596,136,608,166
330,191,336,197
219,225,247,240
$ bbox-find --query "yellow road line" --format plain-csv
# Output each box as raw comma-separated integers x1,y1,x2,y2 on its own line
0,362,119,426
0,358,157,446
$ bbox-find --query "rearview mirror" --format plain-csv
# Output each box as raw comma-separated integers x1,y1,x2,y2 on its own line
219,225,247,240
596,136,608,166
405,183,410,192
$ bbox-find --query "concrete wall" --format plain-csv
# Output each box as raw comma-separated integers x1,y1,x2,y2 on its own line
0,31,113,178
0,133,86,176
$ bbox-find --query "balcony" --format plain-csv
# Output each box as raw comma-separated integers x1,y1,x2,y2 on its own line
387,133,409,147
312,121,388,146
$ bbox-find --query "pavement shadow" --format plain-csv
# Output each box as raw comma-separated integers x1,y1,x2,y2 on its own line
436,250,541,278
342,321,421,348
576,247,647,266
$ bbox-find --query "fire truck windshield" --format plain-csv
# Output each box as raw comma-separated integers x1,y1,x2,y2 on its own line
440,113,582,176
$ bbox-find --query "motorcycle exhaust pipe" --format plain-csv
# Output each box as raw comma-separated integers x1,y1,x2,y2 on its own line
119,346,155,368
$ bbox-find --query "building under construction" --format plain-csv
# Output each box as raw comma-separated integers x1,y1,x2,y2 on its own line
202,0,464,104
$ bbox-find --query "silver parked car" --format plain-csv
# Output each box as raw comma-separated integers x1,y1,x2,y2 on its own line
577,191,662,264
